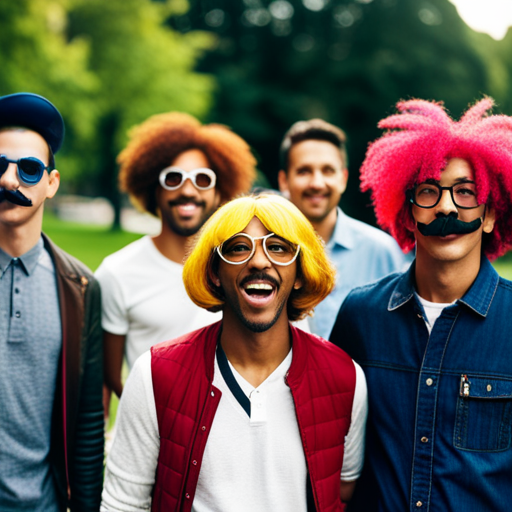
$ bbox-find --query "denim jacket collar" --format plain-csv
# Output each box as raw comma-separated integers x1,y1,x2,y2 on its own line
388,256,499,317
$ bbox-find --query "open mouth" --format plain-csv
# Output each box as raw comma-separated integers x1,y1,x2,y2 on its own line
242,281,277,307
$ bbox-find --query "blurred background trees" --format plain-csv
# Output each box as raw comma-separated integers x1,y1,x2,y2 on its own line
1,0,512,225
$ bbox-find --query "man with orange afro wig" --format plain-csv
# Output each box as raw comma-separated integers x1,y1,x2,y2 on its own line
95,112,256,401
101,193,368,512
330,97,512,511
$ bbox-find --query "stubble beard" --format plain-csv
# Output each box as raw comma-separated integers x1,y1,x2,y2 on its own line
228,290,288,333
162,202,217,237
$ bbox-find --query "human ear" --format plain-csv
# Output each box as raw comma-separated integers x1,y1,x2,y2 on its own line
339,168,349,195
46,170,60,199
482,206,496,234
278,170,290,198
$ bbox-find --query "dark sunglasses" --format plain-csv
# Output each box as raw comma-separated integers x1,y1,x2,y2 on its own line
0,155,51,187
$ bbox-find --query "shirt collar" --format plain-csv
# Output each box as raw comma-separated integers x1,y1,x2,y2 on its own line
388,261,417,311
0,237,43,277
327,207,355,250
388,256,499,318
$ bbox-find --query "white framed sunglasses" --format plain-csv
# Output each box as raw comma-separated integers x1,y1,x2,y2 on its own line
159,166,216,191
216,232,300,266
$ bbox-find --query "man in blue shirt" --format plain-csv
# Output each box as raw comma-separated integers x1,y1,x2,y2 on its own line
330,97,512,511
0,93,103,511
278,118,406,338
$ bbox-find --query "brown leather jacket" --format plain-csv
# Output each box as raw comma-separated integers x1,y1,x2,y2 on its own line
43,234,104,511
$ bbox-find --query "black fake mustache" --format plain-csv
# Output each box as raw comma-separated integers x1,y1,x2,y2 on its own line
417,213,482,237
0,188,32,207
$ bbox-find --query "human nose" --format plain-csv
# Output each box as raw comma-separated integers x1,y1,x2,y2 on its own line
309,169,325,189
179,176,199,195
0,162,20,191
436,187,458,216
247,240,272,270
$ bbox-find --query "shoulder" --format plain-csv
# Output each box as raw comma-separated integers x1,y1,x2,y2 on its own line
292,326,354,367
343,214,400,249
43,233,95,282
498,275,512,293
96,236,149,272
151,321,221,362
343,270,404,312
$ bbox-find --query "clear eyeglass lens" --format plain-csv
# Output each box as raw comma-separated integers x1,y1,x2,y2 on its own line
452,183,478,207
221,236,253,263
264,236,297,263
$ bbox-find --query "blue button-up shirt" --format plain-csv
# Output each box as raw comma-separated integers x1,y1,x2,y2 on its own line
310,208,408,339
331,258,512,511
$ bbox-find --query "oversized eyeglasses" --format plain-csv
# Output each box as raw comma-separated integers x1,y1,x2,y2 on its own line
408,181,480,210
0,155,51,187
159,167,216,191
216,232,301,266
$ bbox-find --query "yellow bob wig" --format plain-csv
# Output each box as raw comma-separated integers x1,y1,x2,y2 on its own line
183,193,336,321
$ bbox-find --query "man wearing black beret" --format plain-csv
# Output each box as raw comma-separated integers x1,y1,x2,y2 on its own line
0,93,103,511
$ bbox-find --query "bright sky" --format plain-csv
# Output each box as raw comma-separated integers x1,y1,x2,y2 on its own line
449,0,512,39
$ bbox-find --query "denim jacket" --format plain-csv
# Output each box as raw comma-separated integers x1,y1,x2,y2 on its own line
330,257,512,512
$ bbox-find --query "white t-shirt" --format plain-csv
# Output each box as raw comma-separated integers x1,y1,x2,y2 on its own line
101,348,368,512
95,236,221,368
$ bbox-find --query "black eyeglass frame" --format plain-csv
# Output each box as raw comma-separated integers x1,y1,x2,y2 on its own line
407,181,482,210
0,155,52,187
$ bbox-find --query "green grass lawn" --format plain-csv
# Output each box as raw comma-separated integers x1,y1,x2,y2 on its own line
43,211,143,271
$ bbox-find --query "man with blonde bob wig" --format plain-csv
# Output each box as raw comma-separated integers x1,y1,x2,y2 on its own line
330,97,512,511
101,193,368,512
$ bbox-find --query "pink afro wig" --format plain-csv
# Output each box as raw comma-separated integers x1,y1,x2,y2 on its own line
360,97,512,260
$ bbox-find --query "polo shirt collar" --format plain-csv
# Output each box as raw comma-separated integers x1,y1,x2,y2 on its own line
0,237,43,277
388,256,499,318
327,207,355,251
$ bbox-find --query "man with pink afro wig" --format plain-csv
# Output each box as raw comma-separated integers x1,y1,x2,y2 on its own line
329,98,512,512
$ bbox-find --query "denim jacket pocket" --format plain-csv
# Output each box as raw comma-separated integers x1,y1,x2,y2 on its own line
454,374,512,452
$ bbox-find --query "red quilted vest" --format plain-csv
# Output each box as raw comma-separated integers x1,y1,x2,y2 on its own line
151,321,356,512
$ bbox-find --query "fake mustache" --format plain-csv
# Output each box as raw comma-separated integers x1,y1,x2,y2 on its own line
417,213,482,237
0,188,33,207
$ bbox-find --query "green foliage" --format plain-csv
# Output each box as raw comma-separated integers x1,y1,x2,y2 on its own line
0,0,217,221
0,0,98,182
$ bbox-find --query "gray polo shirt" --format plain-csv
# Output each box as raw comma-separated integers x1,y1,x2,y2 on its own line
0,237,61,511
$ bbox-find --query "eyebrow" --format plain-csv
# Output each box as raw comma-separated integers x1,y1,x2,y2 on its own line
424,177,475,185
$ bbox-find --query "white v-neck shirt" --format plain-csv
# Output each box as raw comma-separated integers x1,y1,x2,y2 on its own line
101,349,367,512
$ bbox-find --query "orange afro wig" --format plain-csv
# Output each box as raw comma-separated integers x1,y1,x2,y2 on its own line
118,112,257,215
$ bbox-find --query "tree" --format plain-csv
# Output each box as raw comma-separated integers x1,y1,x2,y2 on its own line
171,0,500,224
0,0,97,182
67,0,216,227
0,0,217,228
